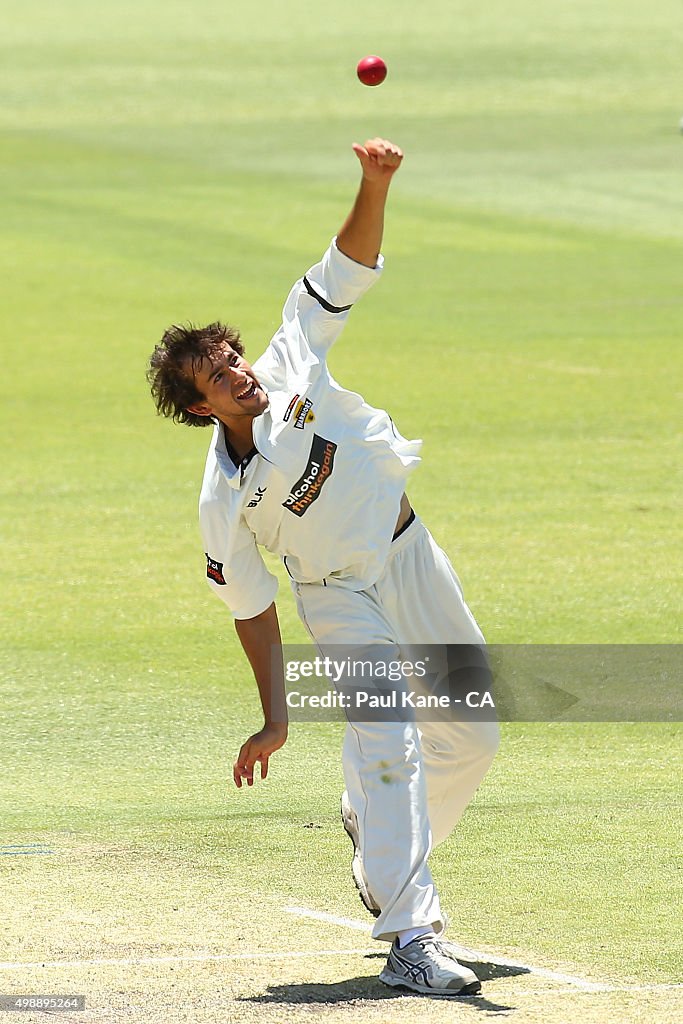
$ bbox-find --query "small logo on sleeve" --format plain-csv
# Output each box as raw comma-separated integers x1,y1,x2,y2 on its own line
205,554,227,585
283,435,337,517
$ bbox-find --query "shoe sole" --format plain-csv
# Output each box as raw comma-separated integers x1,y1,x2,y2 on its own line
379,968,481,997
340,795,381,919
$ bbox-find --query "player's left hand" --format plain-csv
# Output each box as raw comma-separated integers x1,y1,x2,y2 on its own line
233,721,288,788
352,138,403,184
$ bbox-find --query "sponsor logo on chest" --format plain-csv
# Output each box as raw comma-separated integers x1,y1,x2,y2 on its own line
283,393,315,429
293,398,315,429
283,394,299,422
283,434,337,517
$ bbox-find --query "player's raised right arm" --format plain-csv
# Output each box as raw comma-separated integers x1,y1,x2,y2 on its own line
336,137,403,268
259,137,402,383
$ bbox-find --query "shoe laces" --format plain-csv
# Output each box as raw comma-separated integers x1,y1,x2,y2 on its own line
413,936,464,972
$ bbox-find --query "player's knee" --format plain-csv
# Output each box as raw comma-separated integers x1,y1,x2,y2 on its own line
423,721,500,768
368,755,414,788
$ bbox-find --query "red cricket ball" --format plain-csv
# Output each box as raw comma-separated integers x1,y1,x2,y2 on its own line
356,55,387,87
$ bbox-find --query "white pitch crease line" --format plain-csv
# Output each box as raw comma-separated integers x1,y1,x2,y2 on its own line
0,949,377,971
283,905,606,992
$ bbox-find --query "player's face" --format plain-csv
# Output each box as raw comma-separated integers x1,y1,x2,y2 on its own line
186,344,268,423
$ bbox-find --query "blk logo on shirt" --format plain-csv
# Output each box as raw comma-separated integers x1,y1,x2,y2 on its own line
247,486,267,508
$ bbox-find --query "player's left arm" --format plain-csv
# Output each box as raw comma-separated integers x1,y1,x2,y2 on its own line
336,137,403,268
232,602,288,788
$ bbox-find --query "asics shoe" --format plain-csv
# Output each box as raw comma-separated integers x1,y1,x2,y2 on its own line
379,935,482,996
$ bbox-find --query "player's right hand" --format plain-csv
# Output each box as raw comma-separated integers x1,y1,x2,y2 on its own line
233,722,288,788
352,137,403,184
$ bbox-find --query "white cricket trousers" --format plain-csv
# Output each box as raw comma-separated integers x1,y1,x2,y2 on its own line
292,514,500,942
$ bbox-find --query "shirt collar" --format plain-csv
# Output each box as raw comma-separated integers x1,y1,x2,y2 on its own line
212,421,260,489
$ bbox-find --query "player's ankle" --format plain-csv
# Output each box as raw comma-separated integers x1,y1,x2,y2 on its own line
396,926,436,948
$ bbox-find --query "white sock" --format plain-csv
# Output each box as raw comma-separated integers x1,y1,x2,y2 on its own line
396,926,436,949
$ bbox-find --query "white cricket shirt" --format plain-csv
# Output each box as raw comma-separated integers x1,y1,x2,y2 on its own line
199,239,422,619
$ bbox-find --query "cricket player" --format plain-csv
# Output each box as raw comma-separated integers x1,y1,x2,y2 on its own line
148,138,499,996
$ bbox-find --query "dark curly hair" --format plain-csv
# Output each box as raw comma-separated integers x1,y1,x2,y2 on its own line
147,322,245,428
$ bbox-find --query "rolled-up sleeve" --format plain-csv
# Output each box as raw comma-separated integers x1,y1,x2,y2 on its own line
304,237,384,315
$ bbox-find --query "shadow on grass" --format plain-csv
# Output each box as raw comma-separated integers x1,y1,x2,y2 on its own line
240,956,527,1012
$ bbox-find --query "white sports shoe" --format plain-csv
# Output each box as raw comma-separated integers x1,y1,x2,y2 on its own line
340,791,381,918
380,935,482,996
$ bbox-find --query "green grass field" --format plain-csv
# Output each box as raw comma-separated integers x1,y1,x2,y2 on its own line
1,2,681,1021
